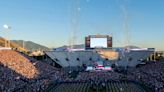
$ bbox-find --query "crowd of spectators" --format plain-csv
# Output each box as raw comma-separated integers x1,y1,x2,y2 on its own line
0,50,64,92
0,50,39,79
75,71,123,82
128,61,164,92
1,49,164,92
68,61,164,92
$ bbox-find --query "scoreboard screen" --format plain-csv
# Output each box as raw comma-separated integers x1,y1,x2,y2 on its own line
85,35,112,49
90,38,107,48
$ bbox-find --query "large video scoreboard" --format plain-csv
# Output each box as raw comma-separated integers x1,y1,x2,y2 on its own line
85,35,112,49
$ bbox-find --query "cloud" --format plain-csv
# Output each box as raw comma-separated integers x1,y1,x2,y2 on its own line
3,24,11,30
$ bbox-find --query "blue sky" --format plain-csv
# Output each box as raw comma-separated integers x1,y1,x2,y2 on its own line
0,0,163,50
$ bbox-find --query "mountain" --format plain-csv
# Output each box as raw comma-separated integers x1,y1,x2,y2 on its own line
54,44,85,51
12,40,50,51
124,45,140,49
54,44,141,51
0,37,28,52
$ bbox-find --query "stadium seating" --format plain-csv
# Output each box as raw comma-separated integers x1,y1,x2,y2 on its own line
1,49,164,92
0,50,64,92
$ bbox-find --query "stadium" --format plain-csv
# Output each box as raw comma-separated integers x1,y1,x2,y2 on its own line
0,0,164,92
0,34,164,92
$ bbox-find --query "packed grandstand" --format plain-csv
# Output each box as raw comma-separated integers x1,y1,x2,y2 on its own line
0,48,164,92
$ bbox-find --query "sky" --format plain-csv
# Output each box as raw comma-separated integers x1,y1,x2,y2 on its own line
0,0,163,50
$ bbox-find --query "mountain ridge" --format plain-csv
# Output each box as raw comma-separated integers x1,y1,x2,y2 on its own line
12,40,50,51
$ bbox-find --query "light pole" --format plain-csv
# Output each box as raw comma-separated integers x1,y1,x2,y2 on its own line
3,24,11,48
23,40,25,49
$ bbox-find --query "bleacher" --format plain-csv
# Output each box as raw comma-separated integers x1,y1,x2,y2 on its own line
45,51,103,67
0,49,38,78
0,49,158,92
45,49,153,68
0,49,64,92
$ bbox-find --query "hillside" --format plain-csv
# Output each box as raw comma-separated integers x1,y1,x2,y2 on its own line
12,40,50,51
54,44,85,51
0,37,28,52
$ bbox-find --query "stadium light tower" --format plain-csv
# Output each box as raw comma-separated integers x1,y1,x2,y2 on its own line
3,24,11,47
